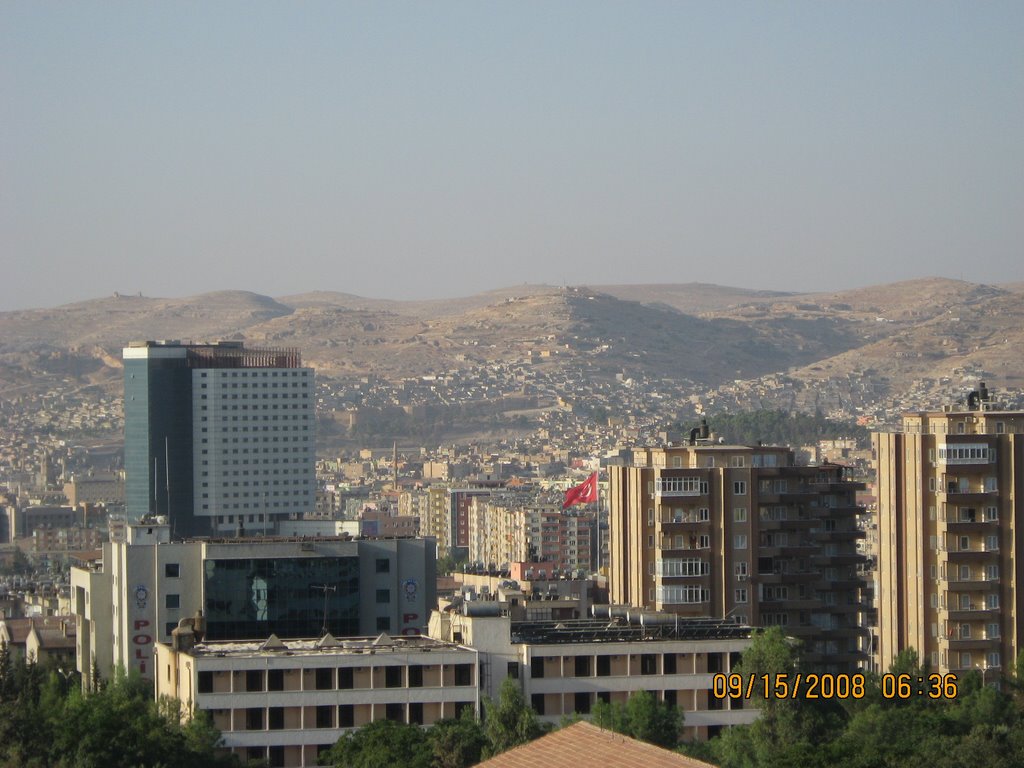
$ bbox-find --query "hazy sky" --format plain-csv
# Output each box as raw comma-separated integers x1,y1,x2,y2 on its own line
3,2,1022,310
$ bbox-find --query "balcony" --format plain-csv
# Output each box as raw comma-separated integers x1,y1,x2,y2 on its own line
755,486,821,504
660,537,710,552
756,515,814,530
941,635,1000,651
758,549,811,565
661,512,711,527
824,575,865,589
654,478,708,498
942,520,996,534
818,625,867,639
945,604,1000,621
755,569,822,584
939,483,997,501
659,589,708,606
808,479,866,493
937,445,995,466
807,649,870,665
946,577,999,592
654,559,711,580
805,503,862,518
810,551,864,566
829,601,867,615
942,548,998,562
657,573,712,588
808,527,866,542
761,597,824,611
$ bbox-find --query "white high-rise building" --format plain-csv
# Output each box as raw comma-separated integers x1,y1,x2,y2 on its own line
123,341,315,537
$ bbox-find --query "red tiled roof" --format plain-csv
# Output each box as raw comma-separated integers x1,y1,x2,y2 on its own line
0,618,33,645
474,721,719,768
30,616,76,649
0,616,76,648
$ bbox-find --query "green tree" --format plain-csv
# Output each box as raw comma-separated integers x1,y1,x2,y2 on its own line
733,627,800,709
710,628,837,768
428,709,487,768
324,718,431,768
558,712,583,728
0,658,238,768
180,707,234,764
54,668,181,767
624,690,681,749
483,677,543,757
934,722,1024,768
888,647,925,677
590,692,681,749
0,642,12,701
436,553,468,576
829,702,950,768
591,697,628,734
676,411,868,450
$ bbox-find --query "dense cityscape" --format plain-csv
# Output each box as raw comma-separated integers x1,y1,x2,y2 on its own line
5,3,1022,765
2,330,1024,767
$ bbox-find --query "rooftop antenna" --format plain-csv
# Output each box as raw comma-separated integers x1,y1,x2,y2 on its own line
312,583,337,636
165,437,173,536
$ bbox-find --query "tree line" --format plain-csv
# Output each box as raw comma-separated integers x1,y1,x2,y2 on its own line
680,627,1024,768
11,630,1017,768
675,410,868,448
0,644,237,768
0,645,679,768
322,676,681,767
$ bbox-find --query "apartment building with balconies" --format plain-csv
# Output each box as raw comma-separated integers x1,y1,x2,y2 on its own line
608,440,869,671
874,385,1024,677
467,493,595,575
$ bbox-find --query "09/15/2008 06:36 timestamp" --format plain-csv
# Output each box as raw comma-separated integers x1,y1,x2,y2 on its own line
711,673,959,701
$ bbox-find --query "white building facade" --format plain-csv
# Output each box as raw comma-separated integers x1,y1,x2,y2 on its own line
72,521,436,686
156,632,478,768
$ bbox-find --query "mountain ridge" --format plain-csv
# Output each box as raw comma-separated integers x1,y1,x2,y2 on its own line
1,278,1021,432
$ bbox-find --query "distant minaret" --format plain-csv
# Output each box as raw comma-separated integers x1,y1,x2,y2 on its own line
393,441,399,492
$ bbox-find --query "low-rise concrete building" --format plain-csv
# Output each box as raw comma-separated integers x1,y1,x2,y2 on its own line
359,508,420,538
71,519,436,687
29,526,105,556
64,474,125,508
429,606,756,741
155,628,478,768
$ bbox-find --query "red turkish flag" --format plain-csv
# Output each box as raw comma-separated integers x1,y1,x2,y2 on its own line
563,472,598,509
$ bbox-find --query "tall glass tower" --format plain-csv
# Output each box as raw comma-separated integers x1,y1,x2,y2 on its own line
122,341,314,538
124,343,195,534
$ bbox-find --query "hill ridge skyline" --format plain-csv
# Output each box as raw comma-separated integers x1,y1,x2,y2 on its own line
1,275,1022,447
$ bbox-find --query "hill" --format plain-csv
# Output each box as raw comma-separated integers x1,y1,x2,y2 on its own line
1,278,1022,442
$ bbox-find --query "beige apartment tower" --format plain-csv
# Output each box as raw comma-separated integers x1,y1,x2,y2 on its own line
874,390,1024,677
609,441,868,671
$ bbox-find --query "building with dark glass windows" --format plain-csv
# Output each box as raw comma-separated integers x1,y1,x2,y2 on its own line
123,340,314,538
71,521,435,686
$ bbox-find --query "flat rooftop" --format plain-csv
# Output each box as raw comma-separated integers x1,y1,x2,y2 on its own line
167,633,467,658
508,617,752,645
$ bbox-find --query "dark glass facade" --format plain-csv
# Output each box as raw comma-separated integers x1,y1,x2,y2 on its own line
124,357,194,531
203,557,360,640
